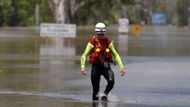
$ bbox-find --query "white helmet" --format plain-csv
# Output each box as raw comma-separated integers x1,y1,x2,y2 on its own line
95,22,106,35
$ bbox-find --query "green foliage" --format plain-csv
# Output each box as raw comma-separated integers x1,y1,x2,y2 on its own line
39,0,54,23
176,0,188,26
26,16,35,26
156,6,166,13
0,0,135,26
0,0,53,26
121,0,135,5
0,0,188,26
74,0,135,25
0,0,12,26
74,4,90,25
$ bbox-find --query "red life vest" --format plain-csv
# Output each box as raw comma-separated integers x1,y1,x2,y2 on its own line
89,35,113,64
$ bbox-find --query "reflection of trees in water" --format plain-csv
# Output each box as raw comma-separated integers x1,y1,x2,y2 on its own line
40,37,75,56
39,37,77,91
127,26,190,56
39,37,76,73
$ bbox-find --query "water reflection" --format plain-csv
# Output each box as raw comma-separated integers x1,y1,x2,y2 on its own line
38,37,79,92
92,101,116,107
128,26,190,56
40,37,75,56
118,34,128,56
39,37,76,66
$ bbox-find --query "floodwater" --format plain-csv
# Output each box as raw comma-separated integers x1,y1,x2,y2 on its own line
0,26,190,107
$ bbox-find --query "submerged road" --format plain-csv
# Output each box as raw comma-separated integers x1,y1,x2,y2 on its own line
0,27,190,107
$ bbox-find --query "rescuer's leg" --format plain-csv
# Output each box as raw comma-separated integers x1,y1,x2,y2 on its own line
91,65,101,101
102,67,115,101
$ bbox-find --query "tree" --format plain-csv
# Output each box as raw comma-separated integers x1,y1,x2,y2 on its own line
47,0,76,23
0,1,4,26
0,0,53,26
177,0,188,26
74,0,135,25
0,0,136,26
0,0,13,26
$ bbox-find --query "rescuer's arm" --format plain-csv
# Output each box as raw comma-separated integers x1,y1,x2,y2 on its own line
109,42,125,76
81,42,94,75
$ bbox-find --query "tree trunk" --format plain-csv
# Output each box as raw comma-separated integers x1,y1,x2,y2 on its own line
121,4,127,18
48,0,65,23
48,0,77,23
65,0,76,23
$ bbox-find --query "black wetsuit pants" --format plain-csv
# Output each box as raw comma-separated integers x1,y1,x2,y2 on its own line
91,63,115,100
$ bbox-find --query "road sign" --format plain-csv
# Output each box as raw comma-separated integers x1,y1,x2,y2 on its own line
151,13,167,25
118,18,129,33
40,23,76,38
132,25,141,35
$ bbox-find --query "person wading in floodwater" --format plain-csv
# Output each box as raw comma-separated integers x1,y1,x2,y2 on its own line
80,22,125,101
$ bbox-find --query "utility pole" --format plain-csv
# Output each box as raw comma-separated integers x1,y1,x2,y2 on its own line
188,2,190,27
188,7,190,27
35,3,39,26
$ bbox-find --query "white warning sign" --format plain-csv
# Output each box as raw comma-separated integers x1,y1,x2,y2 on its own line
118,18,129,33
40,23,76,38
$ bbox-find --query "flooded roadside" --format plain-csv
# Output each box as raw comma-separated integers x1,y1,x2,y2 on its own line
0,26,190,107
